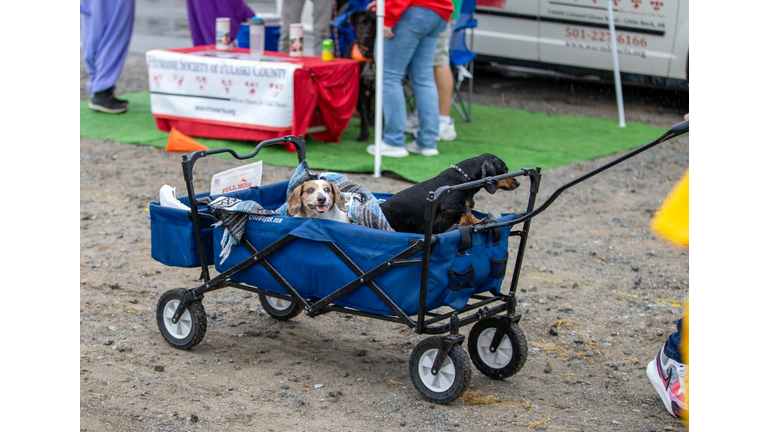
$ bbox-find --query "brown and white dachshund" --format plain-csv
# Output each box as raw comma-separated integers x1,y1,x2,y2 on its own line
287,179,351,223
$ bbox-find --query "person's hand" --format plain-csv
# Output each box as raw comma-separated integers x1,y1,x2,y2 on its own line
684,113,689,121
383,26,394,38
366,1,376,11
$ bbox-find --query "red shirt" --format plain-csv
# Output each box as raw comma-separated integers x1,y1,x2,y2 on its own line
384,0,454,28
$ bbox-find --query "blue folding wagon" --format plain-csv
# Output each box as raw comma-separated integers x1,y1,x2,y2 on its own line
151,124,688,403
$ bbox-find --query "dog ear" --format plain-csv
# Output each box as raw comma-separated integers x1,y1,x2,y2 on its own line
331,183,346,212
481,160,499,194
287,184,303,216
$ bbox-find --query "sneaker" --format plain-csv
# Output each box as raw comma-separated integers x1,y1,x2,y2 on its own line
412,121,458,142
404,112,420,134
89,89,128,114
406,141,439,156
366,142,408,158
646,344,688,419
438,120,457,141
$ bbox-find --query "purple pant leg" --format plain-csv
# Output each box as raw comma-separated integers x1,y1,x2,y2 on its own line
80,0,136,96
185,0,255,46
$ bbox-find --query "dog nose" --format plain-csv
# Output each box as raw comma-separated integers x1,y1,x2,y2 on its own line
317,196,326,204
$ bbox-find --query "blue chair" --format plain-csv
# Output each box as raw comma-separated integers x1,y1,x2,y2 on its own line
449,0,478,122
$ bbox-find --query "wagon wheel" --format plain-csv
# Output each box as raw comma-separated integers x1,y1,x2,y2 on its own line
156,288,207,350
409,337,471,404
258,293,302,321
468,317,528,379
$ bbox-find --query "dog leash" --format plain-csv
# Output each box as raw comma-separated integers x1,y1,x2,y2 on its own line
451,164,473,182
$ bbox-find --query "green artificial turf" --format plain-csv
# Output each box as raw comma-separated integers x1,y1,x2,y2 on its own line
80,91,667,183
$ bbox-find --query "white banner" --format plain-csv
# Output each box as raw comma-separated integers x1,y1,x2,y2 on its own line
145,49,300,128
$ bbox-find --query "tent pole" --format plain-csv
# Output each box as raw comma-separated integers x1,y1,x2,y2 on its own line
373,0,384,177
606,0,626,128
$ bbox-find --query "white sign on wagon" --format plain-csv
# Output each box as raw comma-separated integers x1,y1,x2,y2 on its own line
210,160,263,196
146,49,300,128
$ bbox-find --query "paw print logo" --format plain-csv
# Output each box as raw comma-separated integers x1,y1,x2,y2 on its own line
152,73,163,87
631,0,641,8
221,79,233,94
245,81,258,95
269,82,284,98
173,74,184,88
650,0,663,11
196,76,207,90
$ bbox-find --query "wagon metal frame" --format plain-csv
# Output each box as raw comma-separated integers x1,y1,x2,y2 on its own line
154,121,688,403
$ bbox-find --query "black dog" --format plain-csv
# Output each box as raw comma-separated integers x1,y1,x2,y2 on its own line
346,10,376,142
380,154,521,234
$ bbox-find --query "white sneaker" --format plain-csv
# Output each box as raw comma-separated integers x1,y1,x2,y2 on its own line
412,121,458,142
438,121,457,141
405,112,420,133
406,142,439,156
366,142,408,158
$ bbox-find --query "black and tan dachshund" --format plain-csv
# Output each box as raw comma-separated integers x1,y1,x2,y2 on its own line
345,10,377,142
380,154,520,234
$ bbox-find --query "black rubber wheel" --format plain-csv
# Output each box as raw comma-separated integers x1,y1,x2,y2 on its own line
409,337,472,404
258,293,302,321
468,317,528,380
156,288,207,350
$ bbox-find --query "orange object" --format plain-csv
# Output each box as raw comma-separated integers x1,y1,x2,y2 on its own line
165,127,209,152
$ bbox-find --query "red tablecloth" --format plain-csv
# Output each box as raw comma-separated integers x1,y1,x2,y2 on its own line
151,45,359,152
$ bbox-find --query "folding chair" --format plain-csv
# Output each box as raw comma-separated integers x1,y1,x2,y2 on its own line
449,0,478,122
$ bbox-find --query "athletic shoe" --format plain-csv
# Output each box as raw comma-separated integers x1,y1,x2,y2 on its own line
646,343,688,419
404,111,420,133
438,120,457,141
89,90,128,114
406,141,439,156
412,121,458,142
366,142,408,158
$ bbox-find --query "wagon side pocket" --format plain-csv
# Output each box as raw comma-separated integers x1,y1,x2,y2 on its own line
447,266,475,292
489,252,509,279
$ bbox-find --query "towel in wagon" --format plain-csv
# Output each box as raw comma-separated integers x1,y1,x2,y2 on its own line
208,162,393,264
275,161,394,232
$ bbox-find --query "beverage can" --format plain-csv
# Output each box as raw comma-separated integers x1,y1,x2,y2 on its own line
322,39,335,61
215,17,231,51
249,17,265,59
289,23,303,57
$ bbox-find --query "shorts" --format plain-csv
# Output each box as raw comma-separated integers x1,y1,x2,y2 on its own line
434,19,456,67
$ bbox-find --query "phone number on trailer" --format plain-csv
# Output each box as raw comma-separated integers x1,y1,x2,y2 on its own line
565,27,648,47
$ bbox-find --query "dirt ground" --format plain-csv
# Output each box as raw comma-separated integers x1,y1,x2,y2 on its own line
80,53,689,431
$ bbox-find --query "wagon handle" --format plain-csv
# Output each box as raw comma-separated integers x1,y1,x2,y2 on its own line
182,135,306,180
509,119,689,226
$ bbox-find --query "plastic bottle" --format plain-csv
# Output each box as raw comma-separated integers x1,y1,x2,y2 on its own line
249,17,265,59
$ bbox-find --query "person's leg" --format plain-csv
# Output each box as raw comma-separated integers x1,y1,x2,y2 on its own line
82,0,135,97
646,316,688,418
378,8,426,149
312,0,333,57
435,64,453,117
664,318,684,363
279,0,305,53
407,11,446,150
434,19,454,118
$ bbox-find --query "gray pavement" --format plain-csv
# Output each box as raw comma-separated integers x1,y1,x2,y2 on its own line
129,0,312,55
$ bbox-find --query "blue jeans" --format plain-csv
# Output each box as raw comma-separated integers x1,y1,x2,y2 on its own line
664,317,685,363
379,7,446,148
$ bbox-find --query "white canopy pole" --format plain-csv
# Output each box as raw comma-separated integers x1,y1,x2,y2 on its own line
373,0,384,177
606,0,626,128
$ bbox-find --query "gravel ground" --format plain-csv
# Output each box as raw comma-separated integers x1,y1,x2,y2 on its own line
78,52,690,431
